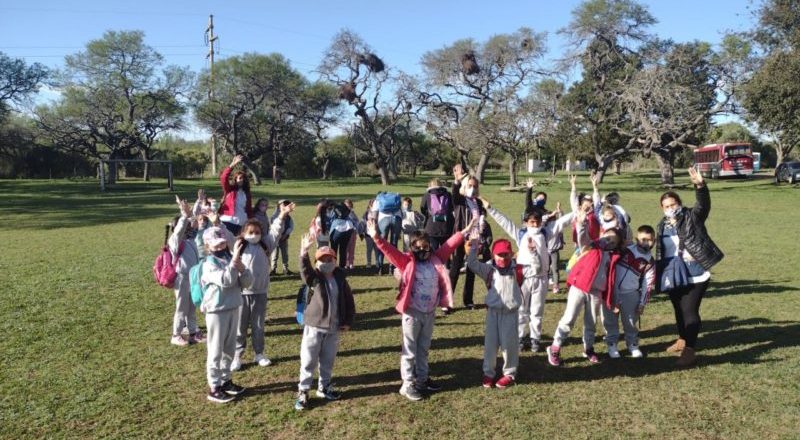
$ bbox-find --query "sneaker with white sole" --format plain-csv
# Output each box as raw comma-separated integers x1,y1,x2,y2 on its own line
582,347,601,364
294,390,309,410
254,354,272,367
230,356,242,372
629,345,644,358
316,387,342,401
546,345,562,367
221,380,245,396
399,384,423,401
531,339,540,353
418,378,442,392
188,331,206,344
170,335,188,347
207,387,235,403
607,344,621,359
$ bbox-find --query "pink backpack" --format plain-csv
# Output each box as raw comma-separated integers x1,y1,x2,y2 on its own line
153,242,184,288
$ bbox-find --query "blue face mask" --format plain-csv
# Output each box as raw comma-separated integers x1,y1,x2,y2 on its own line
534,199,546,208
213,249,232,260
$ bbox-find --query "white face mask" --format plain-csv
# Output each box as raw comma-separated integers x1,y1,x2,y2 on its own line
465,187,475,198
244,234,261,244
315,261,336,274
664,206,681,219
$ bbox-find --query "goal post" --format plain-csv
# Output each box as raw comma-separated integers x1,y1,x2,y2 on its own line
98,159,173,192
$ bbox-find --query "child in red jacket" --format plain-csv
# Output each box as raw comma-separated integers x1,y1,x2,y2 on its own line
368,217,475,401
546,209,624,366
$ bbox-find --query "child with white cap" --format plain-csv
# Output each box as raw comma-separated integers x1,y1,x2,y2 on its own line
294,235,356,411
200,226,253,403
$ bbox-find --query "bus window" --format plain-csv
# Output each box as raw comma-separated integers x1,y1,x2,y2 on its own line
725,145,751,157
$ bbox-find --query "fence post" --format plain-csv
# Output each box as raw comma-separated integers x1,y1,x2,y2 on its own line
168,163,174,192
99,161,106,192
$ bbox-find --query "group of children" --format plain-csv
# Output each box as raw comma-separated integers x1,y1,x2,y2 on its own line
161,159,658,408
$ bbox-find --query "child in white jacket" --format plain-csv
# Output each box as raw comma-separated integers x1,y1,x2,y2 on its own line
168,197,203,346
467,237,522,389
200,226,253,403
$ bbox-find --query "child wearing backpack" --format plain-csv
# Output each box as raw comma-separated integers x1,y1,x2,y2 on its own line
294,234,355,411
232,202,295,371
420,178,454,252
368,217,475,401
329,200,355,269
198,226,253,403
401,197,425,251
467,237,523,389
166,196,203,346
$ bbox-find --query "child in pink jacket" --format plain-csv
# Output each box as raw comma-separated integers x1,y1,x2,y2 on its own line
368,217,476,401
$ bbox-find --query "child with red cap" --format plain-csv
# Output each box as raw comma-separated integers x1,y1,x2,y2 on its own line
294,235,355,411
467,235,524,388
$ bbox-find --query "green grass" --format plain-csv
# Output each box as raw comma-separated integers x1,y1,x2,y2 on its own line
1,172,798,439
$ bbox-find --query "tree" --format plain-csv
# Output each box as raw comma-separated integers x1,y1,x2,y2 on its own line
559,0,656,182
0,52,48,122
419,27,549,182
318,29,418,185
36,31,191,183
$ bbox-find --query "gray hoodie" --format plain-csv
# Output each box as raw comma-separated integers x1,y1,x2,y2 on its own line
240,216,285,295
467,245,522,313
200,256,253,313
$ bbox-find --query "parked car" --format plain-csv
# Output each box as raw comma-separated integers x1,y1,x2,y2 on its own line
775,161,800,184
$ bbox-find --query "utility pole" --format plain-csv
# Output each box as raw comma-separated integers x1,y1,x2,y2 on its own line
205,14,219,175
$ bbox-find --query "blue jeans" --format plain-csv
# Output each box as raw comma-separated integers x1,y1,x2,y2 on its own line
375,215,401,268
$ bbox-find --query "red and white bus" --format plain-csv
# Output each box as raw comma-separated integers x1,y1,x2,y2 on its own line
693,143,754,178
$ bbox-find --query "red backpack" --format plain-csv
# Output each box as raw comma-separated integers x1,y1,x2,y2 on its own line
153,242,184,288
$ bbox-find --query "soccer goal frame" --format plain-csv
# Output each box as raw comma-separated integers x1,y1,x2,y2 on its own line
98,159,174,192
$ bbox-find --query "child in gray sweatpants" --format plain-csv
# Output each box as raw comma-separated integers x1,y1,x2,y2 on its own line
168,198,202,346
467,237,522,388
200,226,253,403
294,234,355,411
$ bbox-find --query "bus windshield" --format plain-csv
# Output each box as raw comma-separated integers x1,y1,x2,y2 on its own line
724,145,751,157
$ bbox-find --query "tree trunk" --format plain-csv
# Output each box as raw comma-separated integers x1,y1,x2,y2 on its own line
377,162,391,185
142,150,151,182
508,157,518,187
321,156,330,180
474,153,490,183
107,152,118,184
775,145,785,168
244,164,261,185
614,159,622,175
388,155,398,180
655,150,675,185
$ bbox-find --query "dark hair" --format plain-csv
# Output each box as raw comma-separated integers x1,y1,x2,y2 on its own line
523,210,543,222
605,192,620,205
577,192,591,204
232,170,250,193
255,197,268,209
660,191,682,206
344,198,354,208
165,215,182,246
637,224,655,235
402,197,412,204
535,191,547,200
409,230,430,248
315,203,330,234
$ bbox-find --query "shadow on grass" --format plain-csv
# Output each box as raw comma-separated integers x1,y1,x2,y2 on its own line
646,279,799,304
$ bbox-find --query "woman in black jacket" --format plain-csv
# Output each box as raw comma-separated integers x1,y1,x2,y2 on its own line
656,167,724,368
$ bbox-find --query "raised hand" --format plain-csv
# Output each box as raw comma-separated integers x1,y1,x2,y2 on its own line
526,177,535,188
554,201,562,216
569,174,577,189
300,233,313,254
366,218,378,238
478,195,491,209
453,163,465,181
590,172,600,189
280,201,296,217
461,216,478,236
233,238,245,258
688,167,704,186
230,154,244,167
197,188,206,200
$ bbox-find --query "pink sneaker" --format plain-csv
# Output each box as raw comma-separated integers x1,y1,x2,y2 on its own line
546,345,562,367
482,376,494,388
189,331,207,344
170,335,188,347
582,347,600,364
495,375,515,388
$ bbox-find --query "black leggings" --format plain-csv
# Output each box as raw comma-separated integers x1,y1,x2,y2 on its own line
330,229,353,268
668,280,710,348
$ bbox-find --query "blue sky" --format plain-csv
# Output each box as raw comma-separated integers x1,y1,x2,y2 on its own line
0,0,756,137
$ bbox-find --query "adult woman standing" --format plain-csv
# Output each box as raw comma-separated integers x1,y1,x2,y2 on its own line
218,155,253,236
656,167,724,367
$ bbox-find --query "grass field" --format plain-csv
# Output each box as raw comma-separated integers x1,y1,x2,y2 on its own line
1,171,798,439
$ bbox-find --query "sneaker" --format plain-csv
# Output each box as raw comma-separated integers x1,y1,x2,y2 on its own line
629,345,644,358
607,344,621,359
464,304,475,310
170,335,188,347
419,379,442,392
495,375,515,389
254,354,272,367
519,340,530,351
207,387,235,403
441,307,453,316
316,387,342,401
188,331,207,344
270,269,278,276
552,286,560,294
582,347,601,364
284,269,294,275
221,380,246,396
531,339,540,353
231,356,242,372
294,390,309,410
399,384,423,401
546,345,562,367
482,376,494,388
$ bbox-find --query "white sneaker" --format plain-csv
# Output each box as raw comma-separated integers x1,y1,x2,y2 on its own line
231,356,242,371
629,346,644,358
254,354,272,367
607,344,621,359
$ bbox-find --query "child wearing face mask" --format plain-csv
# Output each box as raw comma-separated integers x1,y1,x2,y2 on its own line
401,197,425,251
603,225,656,359
368,217,475,401
168,196,203,346
218,155,253,236
569,174,601,246
467,237,523,389
232,202,295,371
200,226,253,403
294,235,355,411
270,199,295,275
546,210,625,367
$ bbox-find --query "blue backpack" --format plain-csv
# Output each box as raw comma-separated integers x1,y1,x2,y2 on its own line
295,284,309,325
189,256,219,308
376,192,401,213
